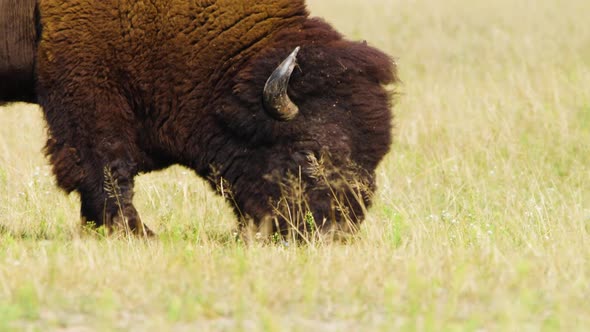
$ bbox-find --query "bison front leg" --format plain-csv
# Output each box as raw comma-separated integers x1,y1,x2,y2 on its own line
79,156,154,237
37,36,153,235
43,110,153,237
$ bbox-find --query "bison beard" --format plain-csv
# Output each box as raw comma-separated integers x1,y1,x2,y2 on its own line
3,0,398,238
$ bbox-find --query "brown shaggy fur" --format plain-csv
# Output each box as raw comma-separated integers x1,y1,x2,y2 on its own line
0,0,38,104
5,0,398,236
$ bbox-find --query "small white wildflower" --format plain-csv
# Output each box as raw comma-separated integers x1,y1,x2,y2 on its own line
441,210,451,221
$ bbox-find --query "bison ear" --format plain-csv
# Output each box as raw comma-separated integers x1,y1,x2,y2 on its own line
263,47,300,121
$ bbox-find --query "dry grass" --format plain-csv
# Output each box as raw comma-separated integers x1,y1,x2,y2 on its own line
1,0,589,330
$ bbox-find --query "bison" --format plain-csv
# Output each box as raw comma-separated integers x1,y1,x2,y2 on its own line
0,0,397,238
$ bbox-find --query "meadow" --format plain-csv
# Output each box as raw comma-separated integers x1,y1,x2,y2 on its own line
1,0,589,330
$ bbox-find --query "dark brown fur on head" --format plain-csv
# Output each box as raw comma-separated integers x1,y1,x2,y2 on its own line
6,0,398,237
209,18,397,236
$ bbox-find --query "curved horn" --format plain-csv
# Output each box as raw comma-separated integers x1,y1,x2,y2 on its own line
263,47,300,121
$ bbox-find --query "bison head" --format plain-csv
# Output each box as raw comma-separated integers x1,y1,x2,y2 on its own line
210,20,397,240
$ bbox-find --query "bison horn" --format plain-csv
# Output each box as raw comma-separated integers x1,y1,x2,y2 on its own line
263,47,300,121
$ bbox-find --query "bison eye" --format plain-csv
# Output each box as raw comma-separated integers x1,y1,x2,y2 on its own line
293,150,316,164
292,150,321,178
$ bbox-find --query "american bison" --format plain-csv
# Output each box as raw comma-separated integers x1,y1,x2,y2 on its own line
0,0,398,238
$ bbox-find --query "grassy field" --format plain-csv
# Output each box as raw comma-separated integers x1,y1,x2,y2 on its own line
1,0,590,330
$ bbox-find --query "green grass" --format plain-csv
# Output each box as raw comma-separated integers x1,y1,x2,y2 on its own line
1,0,590,330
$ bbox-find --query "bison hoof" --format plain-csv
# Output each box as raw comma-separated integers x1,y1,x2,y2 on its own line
111,213,155,237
